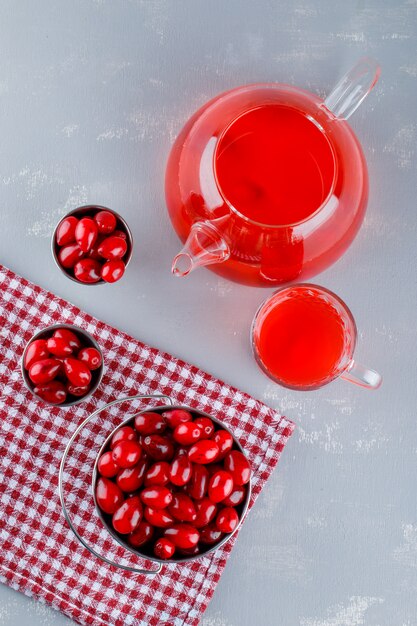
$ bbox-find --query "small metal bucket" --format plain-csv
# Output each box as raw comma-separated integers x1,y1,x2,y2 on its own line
51,205,133,285
59,393,251,575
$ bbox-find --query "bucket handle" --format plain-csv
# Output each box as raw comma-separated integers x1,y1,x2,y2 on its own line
324,57,380,120
59,393,173,575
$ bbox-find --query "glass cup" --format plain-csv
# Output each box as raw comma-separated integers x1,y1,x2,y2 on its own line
251,284,382,391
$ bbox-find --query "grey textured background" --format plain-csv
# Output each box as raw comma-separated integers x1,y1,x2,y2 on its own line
1,1,416,625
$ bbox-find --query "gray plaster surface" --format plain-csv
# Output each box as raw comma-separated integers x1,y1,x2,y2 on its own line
0,1,416,624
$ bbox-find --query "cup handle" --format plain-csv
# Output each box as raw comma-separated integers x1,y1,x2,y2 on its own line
340,360,382,390
324,57,381,120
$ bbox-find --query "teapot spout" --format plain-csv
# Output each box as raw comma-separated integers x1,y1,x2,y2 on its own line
172,221,230,277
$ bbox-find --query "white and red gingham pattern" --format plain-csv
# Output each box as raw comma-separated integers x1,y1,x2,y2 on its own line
0,264,294,626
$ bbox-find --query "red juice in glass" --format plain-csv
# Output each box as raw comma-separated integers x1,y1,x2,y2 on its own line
251,285,382,390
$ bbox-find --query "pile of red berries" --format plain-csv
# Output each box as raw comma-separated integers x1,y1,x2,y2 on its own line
95,409,251,560
55,209,130,284
23,327,102,404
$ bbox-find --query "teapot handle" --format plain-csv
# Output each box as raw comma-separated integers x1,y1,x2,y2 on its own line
324,57,380,120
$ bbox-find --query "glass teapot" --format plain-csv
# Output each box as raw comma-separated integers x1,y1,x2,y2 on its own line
165,58,380,286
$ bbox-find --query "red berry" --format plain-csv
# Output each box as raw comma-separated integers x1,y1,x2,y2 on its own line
186,464,209,500
110,426,137,449
58,243,84,269
128,521,154,548
112,440,142,468
224,450,251,486
98,236,127,260
95,477,124,515
208,470,234,503
134,412,166,435
88,239,103,260
194,417,215,439
173,422,202,446
112,229,127,240
144,506,175,528
169,454,192,486
98,451,119,477
112,496,142,534
116,457,148,491
63,358,91,387
154,538,175,560
168,494,197,523
222,485,247,507
212,429,233,460
164,524,200,550
28,358,62,384
66,382,90,396
56,216,78,246
33,380,67,404
94,210,117,234
161,409,193,428
144,461,171,486
53,328,81,350
188,440,219,464
101,259,125,283
142,435,174,461
46,337,73,358
140,486,173,509
78,347,102,370
216,507,239,533
24,339,49,369
75,217,98,253
74,258,102,283
200,524,223,545
194,498,217,528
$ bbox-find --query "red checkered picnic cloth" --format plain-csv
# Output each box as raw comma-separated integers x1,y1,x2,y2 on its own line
0,264,294,626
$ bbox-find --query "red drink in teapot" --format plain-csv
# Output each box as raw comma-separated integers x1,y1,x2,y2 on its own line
166,59,380,286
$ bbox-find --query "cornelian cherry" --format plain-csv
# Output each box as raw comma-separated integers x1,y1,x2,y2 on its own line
78,347,102,370
46,337,73,357
186,464,209,500
188,440,219,464
63,358,91,387
168,493,197,523
53,328,81,350
194,417,214,439
29,358,61,384
134,412,167,435
112,440,142,468
33,380,67,404
128,521,154,548
74,258,102,283
101,259,125,283
169,454,192,486
94,210,116,234
162,409,193,428
56,216,78,246
164,524,200,549
154,538,175,560
95,477,124,515
98,451,119,478
224,450,251,486
24,339,49,369
216,507,239,533
208,470,234,503
116,458,148,492
75,217,98,253
110,426,137,449
58,243,84,269
140,486,173,509
173,422,202,445
98,236,127,260
144,461,171,486
144,506,175,528
112,496,142,534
